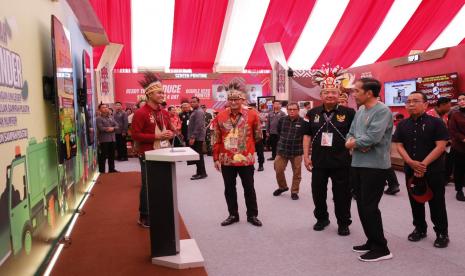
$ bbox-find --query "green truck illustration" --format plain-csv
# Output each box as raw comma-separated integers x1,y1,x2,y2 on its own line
0,137,66,265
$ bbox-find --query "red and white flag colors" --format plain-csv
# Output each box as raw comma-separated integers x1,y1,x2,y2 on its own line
92,0,465,71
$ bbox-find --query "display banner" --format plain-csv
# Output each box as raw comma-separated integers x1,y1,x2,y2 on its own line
114,72,271,109
416,73,458,105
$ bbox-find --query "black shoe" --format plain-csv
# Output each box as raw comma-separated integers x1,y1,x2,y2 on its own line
121,158,128,161
267,157,275,161
247,216,262,227
220,215,239,226
109,170,119,173
384,186,400,195
408,229,427,242
313,220,330,231
191,174,199,178
359,249,393,262
338,225,350,236
137,216,150,228
291,193,299,200
191,174,207,180
273,187,289,196
456,191,465,202
434,233,449,248
352,243,370,253
257,165,264,171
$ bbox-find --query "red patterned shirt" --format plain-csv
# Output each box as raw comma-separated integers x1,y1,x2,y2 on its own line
212,107,262,166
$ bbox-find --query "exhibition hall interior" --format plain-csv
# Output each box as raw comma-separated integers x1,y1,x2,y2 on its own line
1,0,465,275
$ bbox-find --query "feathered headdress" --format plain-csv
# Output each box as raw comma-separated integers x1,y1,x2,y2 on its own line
138,71,163,94
311,63,346,90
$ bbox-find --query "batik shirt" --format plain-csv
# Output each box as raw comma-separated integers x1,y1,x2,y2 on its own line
212,107,262,166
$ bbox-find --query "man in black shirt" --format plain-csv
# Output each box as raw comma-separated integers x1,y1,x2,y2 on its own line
393,91,450,248
179,102,191,144
303,89,355,236
272,103,307,200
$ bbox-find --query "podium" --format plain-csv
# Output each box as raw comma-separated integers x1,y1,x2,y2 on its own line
144,147,204,269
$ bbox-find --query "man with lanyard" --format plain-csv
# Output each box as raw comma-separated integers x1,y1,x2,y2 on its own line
188,97,207,180
273,102,308,200
394,91,450,248
267,101,286,160
131,72,174,228
303,67,355,235
212,83,263,227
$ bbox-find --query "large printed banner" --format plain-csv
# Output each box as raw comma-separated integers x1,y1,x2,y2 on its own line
114,72,271,109
416,73,458,105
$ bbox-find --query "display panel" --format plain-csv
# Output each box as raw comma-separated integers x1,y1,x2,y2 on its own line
384,79,417,106
51,15,77,162
257,96,275,112
416,73,458,105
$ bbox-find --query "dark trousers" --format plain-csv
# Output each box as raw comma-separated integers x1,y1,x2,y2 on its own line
351,167,389,252
98,142,115,173
269,134,279,158
262,130,268,147
405,171,448,234
115,133,128,160
205,129,212,155
386,167,399,188
453,150,465,192
255,141,264,165
221,165,258,217
446,150,454,181
139,156,149,217
312,168,352,226
192,141,206,175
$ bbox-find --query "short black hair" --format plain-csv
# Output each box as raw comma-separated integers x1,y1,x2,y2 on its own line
248,103,257,108
273,100,281,104
287,102,299,109
409,91,427,102
395,113,405,119
303,101,311,107
200,104,206,108
136,99,146,108
168,106,174,111
161,101,167,107
115,101,122,105
458,93,465,97
98,102,107,109
191,96,200,102
436,97,451,106
357,78,381,97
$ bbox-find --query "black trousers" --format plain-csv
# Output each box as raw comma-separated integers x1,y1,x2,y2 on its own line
115,133,128,160
446,150,454,181
453,150,465,192
312,168,352,226
405,171,448,234
221,165,258,217
385,167,399,188
269,134,279,158
139,156,149,217
192,141,206,175
98,142,115,173
351,167,389,252
255,142,264,165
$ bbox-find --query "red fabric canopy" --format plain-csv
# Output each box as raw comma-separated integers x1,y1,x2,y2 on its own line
245,0,315,70
169,0,228,71
378,0,465,62
90,0,132,69
312,0,394,69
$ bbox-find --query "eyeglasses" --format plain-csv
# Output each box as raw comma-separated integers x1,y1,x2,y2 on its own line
405,100,424,105
287,108,299,111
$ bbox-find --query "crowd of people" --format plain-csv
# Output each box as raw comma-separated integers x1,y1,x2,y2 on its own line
95,71,465,263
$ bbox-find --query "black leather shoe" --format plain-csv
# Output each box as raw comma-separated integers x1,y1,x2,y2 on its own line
273,187,289,196
191,174,208,180
247,216,262,227
338,225,350,236
191,174,199,178
220,215,239,226
384,186,400,195
109,170,119,173
408,229,427,242
456,191,465,202
257,165,264,171
434,233,449,248
291,193,299,200
267,157,275,161
313,220,330,231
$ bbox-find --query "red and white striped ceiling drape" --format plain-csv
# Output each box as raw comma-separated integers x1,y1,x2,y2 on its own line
90,0,465,71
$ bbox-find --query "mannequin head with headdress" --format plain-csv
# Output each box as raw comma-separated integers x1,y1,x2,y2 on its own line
138,71,164,106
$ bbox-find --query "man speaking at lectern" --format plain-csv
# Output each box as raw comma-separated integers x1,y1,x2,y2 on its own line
211,83,263,227
132,72,174,228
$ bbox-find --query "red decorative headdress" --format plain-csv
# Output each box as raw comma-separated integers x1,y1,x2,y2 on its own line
311,63,346,90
